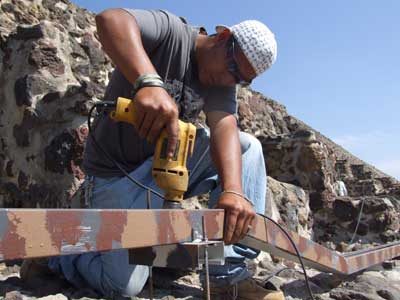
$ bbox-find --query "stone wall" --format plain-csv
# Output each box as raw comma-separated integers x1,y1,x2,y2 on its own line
0,0,113,208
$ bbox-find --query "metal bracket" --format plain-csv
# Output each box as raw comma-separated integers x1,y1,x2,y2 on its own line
128,241,224,270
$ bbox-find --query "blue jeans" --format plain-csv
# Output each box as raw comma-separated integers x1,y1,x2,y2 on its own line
49,129,267,298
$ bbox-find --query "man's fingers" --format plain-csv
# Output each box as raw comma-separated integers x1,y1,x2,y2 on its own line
134,110,145,132
147,118,165,144
138,114,155,139
166,118,179,159
224,211,239,245
232,212,246,244
216,194,257,245
240,216,253,240
132,87,178,149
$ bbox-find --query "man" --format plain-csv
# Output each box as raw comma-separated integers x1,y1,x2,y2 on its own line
25,8,282,300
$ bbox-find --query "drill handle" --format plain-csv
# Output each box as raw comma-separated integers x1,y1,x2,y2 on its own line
109,97,136,126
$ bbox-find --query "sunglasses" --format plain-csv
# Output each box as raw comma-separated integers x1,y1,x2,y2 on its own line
226,37,252,86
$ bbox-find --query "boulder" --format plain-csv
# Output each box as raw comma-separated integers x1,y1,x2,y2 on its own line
266,176,311,238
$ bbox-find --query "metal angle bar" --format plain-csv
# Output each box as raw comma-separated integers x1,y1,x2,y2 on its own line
128,241,225,269
0,208,399,276
241,235,345,274
343,241,400,274
342,240,400,257
243,215,346,274
0,209,224,261
242,214,400,275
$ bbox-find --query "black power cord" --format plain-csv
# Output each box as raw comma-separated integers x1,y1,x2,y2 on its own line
349,196,366,246
88,102,316,300
258,212,316,300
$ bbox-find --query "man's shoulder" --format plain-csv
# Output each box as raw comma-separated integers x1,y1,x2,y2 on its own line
124,9,190,32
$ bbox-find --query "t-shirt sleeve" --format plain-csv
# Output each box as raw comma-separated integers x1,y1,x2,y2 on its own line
123,9,174,53
203,86,237,115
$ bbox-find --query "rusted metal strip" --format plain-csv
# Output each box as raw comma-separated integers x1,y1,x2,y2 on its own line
242,215,346,274
0,209,224,261
242,214,400,275
342,241,400,274
128,241,224,269
0,209,399,275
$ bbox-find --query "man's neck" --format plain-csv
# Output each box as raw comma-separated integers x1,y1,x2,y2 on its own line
194,34,212,66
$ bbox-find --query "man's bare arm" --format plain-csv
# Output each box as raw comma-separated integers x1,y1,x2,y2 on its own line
96,9,157,83
207,111,255,245
95,9,178,157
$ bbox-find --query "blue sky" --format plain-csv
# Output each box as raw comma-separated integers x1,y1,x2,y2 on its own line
72,0,400,180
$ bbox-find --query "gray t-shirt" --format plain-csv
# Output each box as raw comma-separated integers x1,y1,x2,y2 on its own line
83,9,237,177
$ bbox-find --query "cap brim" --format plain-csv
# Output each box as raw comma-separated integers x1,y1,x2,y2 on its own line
215,25,230,33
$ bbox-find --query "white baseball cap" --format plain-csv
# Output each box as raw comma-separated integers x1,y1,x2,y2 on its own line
216,20,277,75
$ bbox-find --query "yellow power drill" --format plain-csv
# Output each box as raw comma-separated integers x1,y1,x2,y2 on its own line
109,97,196,208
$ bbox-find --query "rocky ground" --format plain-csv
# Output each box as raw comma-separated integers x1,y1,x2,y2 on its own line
1,251,400,300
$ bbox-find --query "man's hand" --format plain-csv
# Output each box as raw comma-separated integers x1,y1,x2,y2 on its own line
134,86,179,158
215,192,256,245
96,9,179,158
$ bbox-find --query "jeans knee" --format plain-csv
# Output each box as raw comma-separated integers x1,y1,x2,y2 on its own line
121,265,149,297
239,132,263,155
99,263,149,297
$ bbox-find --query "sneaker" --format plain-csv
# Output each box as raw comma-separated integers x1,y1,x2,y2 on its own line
20,258,69,294
20,258,53,284
210,277,285,300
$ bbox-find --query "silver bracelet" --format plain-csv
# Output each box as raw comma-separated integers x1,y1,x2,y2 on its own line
221,190,254,206
134,74,163,90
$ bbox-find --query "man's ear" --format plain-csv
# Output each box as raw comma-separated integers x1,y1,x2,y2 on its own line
216,28,232,42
